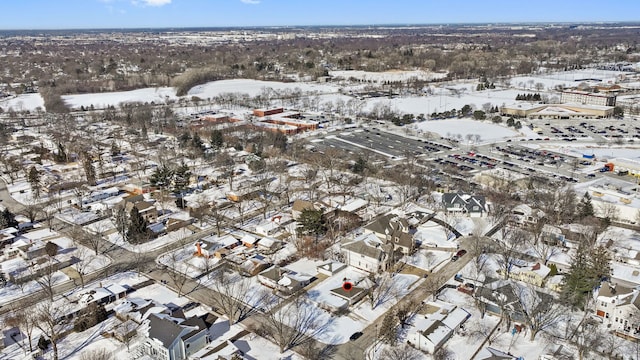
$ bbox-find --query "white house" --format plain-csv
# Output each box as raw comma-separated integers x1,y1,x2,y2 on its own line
407,301,471,354
342,233,388,273
594,282,640,339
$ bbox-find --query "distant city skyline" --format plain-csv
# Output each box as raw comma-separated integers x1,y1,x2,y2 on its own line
1,0,639,30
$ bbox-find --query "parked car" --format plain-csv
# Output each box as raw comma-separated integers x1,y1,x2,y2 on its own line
455,249,467,257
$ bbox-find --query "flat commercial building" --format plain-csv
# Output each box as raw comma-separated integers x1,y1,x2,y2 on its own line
561,91,616,107
500,103,614,119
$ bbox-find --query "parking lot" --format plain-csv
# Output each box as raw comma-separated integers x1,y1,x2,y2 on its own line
314,128,451,159
527,119,639,144
309,120,638,187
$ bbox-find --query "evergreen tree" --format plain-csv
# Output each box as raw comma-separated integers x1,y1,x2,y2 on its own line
28,166,41,199
127,207,149,244
110,141,120,156
149,165,174,189
352,156,367,175
561,244,611,309
172,163,191,194
296,208,326,242
577,193,594,219
191,133,204,153
272,132,287,151
81,152,97,186
210,130,224,150
178,131,192,147
0,208,19,229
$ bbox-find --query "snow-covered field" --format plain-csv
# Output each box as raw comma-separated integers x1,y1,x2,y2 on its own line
415,119,520,142
0,93,45,112
188,78,338,98
510,68,627,91
330,69,447,83
62,87,177,109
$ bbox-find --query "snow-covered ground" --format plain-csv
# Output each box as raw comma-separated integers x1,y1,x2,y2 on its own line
288,273,422,345
0,93,45,112
105,226,194,253
330,69,447,83
402,249,452,272
188,78,338,98
415,119,520,142
62,87,177,109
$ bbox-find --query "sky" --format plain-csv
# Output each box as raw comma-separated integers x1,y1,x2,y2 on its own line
0,0,639,30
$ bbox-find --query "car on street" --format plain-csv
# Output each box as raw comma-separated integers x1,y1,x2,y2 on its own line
350,332,363,341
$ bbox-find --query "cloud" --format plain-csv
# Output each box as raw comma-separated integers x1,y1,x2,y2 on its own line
133,0,172,6
240,0,261,4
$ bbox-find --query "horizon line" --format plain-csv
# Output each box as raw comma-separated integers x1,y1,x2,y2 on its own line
1,20,639,32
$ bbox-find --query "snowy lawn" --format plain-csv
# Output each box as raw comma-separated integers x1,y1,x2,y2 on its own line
106,227,194,253
416,119,520,143
402,249,452,272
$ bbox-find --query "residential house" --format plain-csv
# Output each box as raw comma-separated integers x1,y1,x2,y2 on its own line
594,282,640,339
342,233,388,273
114,298,156,323
257,237,281,253
255,219,280,237
257,265,312,295
2,238,47,260
475,280,554,323
145,313,209,360
317,261,347,276
510,204,544,227
442,192,488,217
474,347,518,360
115,195,159,224
240,233,259,248
78,283,129,306
407,301,471,354
540,224,565,246
500,262,551,287
363,213,415,254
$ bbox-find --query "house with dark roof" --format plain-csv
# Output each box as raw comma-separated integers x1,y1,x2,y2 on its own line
342,233,389,273
442,192,488,217
257,265,313,295
145,313,209,360
363,213,415,255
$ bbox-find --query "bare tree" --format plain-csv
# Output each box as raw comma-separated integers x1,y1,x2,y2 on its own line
4,303,37,354
379,343,425,360
512,283,566,341
495,227,528,280
258,296,332,353
72,242,95,288
33,257,59,302
164,249,190,297
208,268,267,324
368,273,399,309
79,348,113,360
35,300,70,360
529,234,561,265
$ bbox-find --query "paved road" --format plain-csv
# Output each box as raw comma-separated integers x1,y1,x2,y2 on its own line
0,177,24,213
